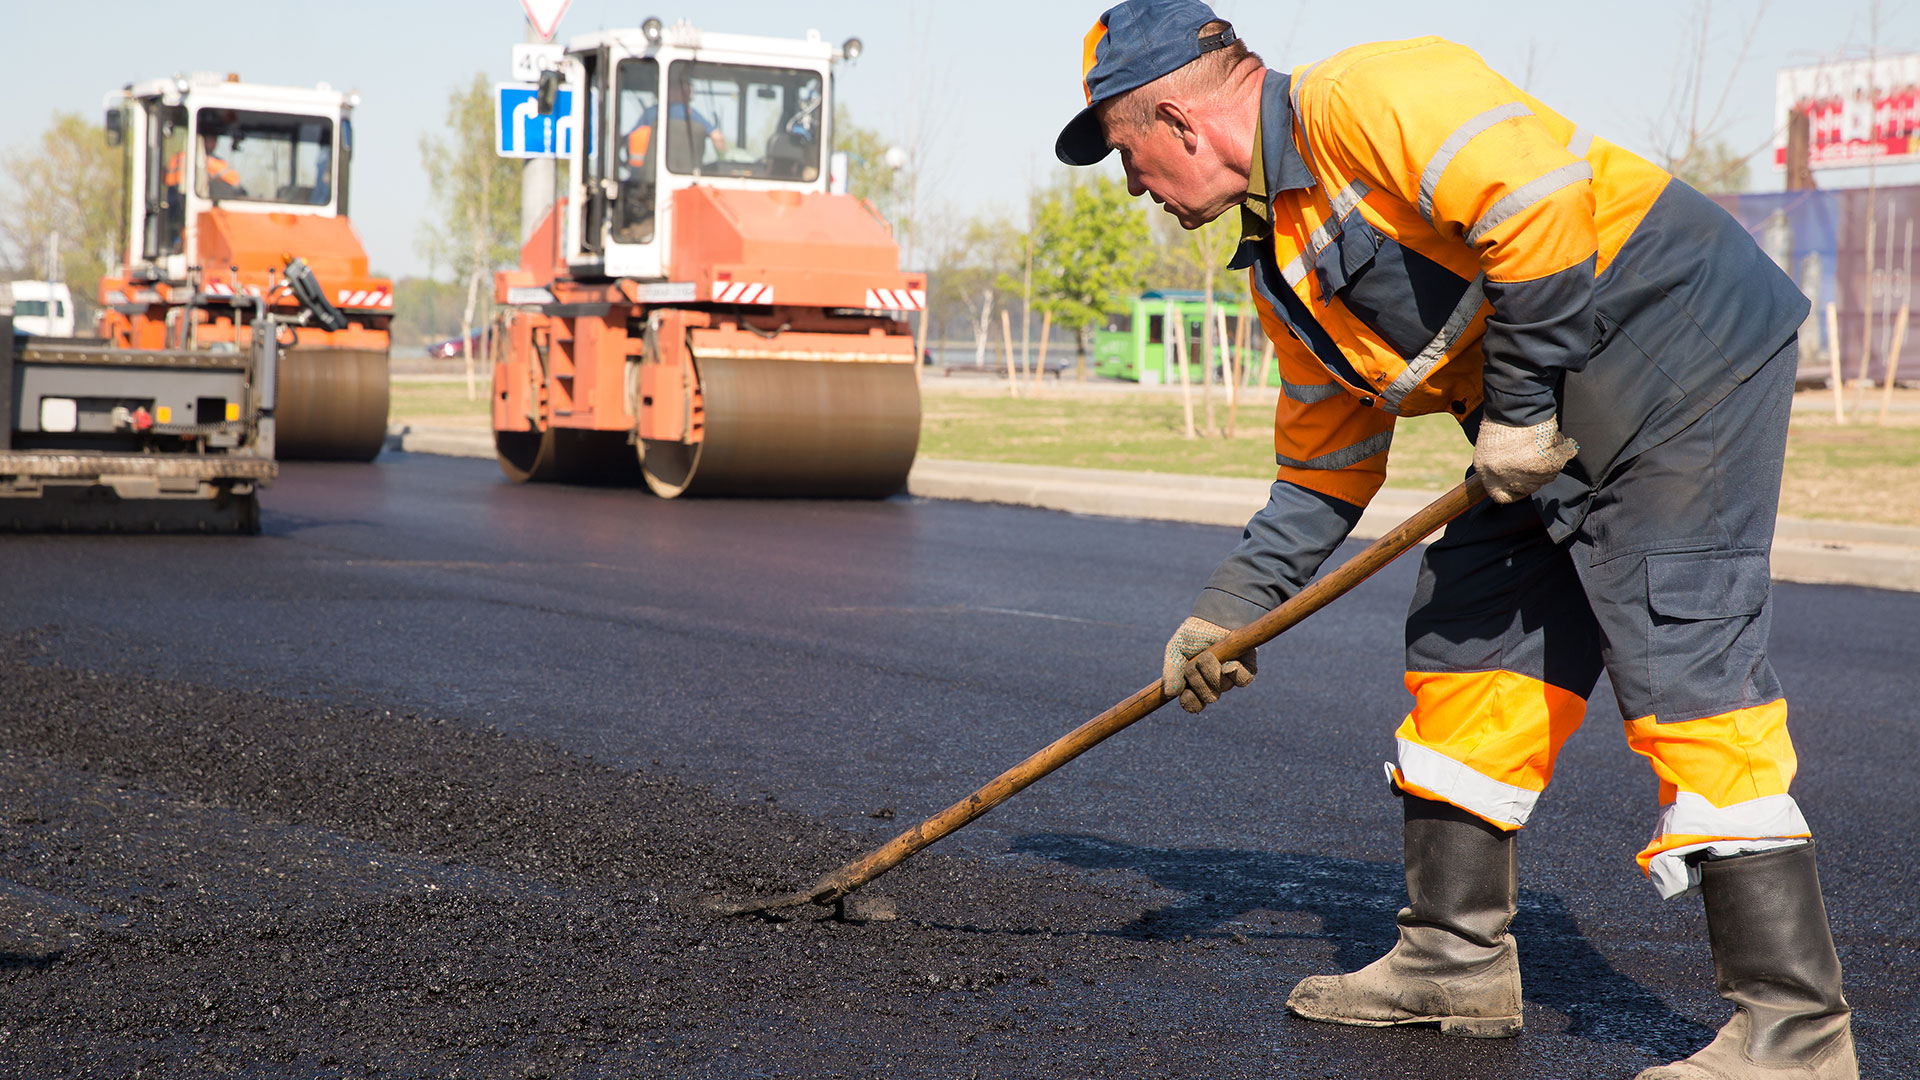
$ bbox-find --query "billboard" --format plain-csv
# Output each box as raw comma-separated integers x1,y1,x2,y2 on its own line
1773,54,1920,170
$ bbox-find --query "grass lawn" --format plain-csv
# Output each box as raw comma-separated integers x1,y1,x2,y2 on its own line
917,384,1474,491
1779,413,1920,527
389,378,494,423
389,376,1920,528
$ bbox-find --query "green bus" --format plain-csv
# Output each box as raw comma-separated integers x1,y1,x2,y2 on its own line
1092,289,1274,386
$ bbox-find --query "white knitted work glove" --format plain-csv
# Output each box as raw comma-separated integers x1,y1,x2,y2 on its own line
1473,417,1579,503
1160,616,1257,714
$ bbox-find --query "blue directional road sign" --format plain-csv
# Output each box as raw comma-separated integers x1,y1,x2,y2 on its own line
495,83,577,159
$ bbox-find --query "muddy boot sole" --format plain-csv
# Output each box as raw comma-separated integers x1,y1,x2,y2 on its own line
1285,998,1523,1039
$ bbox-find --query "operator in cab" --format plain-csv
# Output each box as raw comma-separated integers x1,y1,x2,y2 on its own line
166,122,245,201
626,80,726,170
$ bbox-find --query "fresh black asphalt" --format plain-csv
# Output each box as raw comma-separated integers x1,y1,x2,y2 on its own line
0,452,1911,1078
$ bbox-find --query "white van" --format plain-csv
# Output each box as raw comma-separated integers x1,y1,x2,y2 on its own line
10,280,74,337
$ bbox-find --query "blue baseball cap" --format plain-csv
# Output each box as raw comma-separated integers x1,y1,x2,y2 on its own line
1055,0,1236,166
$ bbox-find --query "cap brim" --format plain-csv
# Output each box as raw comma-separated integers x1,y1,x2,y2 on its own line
1055,106,1113,166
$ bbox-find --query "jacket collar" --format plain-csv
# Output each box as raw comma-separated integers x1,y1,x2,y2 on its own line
1229,69,1316,271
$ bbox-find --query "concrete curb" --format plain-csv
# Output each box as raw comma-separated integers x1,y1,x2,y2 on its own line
902,457,1437,541
903,458,1920,594
380,425,1920,593
386,424,494,460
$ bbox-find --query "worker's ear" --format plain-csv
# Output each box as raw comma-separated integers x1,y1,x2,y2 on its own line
1154,99,1200,153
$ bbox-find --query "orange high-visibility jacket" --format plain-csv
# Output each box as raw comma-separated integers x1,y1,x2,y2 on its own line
165,151,241,190
1193,38,1806,628
1239,37,1804,511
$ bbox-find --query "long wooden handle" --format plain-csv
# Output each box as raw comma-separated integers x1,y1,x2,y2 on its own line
729,476,1487,913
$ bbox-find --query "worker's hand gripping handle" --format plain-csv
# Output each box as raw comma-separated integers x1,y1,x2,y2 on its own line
1192,473,1487,685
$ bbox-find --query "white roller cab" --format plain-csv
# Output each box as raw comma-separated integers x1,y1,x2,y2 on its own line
556,21,858,281
104,73,355,285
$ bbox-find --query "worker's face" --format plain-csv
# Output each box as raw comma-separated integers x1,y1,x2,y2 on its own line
1107,103,1243,230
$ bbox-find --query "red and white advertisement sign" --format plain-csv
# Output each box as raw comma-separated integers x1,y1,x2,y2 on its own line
1775,54,1920,170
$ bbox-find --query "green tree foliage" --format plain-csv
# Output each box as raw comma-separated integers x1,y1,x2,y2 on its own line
1029,174,1150,373
1144,211,1247,299
388,276,470,348
834,105,901,224
416,73,523,284
928,214,1025,366
417,73,524,378
1648,1,1764,195
1,111,125,323
1664,139,1751,194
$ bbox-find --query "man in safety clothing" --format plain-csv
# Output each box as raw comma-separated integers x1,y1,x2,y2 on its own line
1056,3,1856,1077
625,81,726,172
166,129,245,200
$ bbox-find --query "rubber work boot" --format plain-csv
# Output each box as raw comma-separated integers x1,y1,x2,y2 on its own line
1286,793,1523,1038
1637,842,1856,1080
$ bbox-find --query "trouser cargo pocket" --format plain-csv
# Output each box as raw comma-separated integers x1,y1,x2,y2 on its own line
1644,550,1774,720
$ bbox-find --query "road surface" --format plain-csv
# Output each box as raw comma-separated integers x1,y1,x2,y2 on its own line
0,453,1910,1078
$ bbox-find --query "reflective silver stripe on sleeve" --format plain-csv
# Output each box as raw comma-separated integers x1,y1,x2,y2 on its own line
1465,161,1594,245
1566,126,1594,158
1282,379,1344,403
1301,181,1371,256
1280,254,1309,287
1289,62,1320,120
1418,102,1532,223
1276,429,1393,471
1380,275,1487,412
1329,180,1370,220
1281,180,1372,289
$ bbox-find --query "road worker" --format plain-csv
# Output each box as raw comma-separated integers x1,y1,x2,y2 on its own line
625,80,726,171
166,128,244,200
1056,3,1855,1077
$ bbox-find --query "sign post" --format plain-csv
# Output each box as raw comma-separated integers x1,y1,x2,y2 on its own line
515,12,569,247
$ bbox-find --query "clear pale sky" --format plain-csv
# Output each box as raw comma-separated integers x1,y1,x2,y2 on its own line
10,0,1917,279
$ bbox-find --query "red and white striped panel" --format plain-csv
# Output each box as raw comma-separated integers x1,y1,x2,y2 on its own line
206,282,235,296
334,288,394,310
864,288,925,311
712,281,775,304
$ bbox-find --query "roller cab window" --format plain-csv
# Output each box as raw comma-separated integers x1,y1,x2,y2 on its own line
191,108,335,208
145,101,188,257
614,58,661,244
663,60,823,182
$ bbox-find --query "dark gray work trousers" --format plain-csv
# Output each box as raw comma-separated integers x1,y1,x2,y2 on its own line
1394,338,1807,897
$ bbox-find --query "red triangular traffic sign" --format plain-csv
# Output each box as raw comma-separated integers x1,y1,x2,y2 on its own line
520,0,571,41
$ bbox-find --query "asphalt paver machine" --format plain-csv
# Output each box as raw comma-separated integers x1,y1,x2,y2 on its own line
493,19,924,496
98,73,390,461
2,260,346,532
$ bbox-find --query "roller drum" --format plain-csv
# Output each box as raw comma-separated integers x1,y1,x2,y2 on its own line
641,354,920,498
276,347,390,461
496,426,641,486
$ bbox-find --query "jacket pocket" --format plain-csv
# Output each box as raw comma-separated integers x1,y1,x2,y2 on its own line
1588,310,1617,360
1313,211,1381,301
